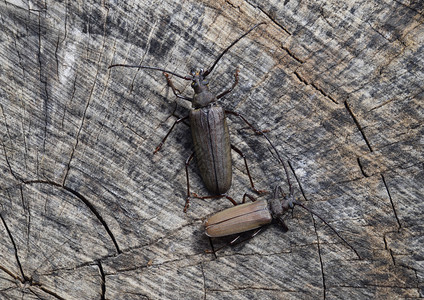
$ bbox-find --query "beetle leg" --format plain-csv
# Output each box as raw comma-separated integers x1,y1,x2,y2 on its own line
154,116,189,154
242,193,257,203
163,72,192,101
226,112,294,198
184,153,238,210
185,150,238,211
217,69,239,99
225,110,267,135
206,235,241,256
231,144,268,195
228,227,263,248
206,227,265,257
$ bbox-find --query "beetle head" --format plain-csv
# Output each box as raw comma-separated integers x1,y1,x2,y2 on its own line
190,69,217,108
190,69,210,93
269,186,297,230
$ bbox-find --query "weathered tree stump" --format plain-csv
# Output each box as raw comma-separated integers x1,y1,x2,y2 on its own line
0,0,422,299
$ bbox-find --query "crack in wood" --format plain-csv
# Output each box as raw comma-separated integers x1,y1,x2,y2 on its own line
396,264,421,293
1,104,22,181
17,185,32,249
54,36,60,80
23,180,122,254
381,174,402,230
293,71,338,104
61,185,122,254
281,45,304,64
206,286,297,292
344,100,373,152
294,70,308,85
36,11,50,154
389,249,396,266
311,82,338,104
0,264,20,281
61,75,77,130
37,285,67,300
313,218,327,300
0,213,27,282
357,157,369,177
225,0,240,11
2,141,20,181
62,76,93,184
61,12,109,182
335,283,418,289
13,36,26,77
383,234,397,266
256,6,291,36
97,260,106,300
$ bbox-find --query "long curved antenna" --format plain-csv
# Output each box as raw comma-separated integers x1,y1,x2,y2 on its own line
295,201,362,259
108,64,192,80
264,133,293,196
203,22,266,77
265,132,360,259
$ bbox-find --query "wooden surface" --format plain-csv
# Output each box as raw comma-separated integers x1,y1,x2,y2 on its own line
0,0,423,299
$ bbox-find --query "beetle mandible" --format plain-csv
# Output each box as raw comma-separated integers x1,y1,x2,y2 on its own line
109,23,269,212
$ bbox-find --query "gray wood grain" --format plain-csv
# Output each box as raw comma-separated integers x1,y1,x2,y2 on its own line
0,0,422,299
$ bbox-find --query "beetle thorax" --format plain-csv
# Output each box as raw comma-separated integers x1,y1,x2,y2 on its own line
190,69,217,108
192,90,216,108
268,197,284,219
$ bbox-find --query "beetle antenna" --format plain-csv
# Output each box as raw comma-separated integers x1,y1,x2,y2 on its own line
271,148,361,259
294,201,361,259
109,64,192,80
208,237,218,259
265,136,293,196
204,22,266,77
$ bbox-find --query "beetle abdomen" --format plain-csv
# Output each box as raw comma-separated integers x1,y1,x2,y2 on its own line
205,200,272,237
190,105,232,194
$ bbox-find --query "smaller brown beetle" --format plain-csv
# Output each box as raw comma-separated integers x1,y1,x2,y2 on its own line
205,156,361,259
205,186,293,238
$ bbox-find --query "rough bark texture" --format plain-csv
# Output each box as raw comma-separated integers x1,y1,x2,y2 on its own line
0,0,423,299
